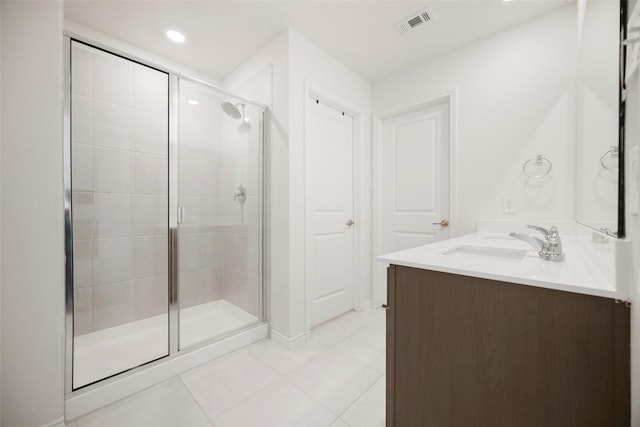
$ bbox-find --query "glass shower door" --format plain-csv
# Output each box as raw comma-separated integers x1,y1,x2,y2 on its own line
68,40,170,389
177,79,263,348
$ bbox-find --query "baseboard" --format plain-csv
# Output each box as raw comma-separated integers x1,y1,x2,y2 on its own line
270,329,307,349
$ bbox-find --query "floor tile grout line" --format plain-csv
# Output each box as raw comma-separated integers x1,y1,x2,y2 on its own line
188,349,289,424
281,371,346,421
330,346,385,376
245,338,331,376
335,371,384,420
340,316,377,328
327,414,355,427
283,348,383,421
179,374,218,427
277,343,369,419
330,328,386,370
335,416,355,427
208,373,286,424
338,309,386,329
294,313,386,419
312,321,367,349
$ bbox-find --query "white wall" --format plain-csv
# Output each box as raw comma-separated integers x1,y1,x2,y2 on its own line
373,5,577,236
575,1,619,229
1,2,65,426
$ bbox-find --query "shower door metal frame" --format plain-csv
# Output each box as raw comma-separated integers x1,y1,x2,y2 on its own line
63,34,268,396
63,36,74,396
169,74,180,355
63,36,174,393
172,76,268,350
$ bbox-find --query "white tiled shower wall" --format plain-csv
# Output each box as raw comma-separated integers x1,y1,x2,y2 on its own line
177,81,261,316
71,42,169,334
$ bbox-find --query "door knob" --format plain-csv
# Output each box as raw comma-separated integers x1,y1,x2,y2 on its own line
433,219,450,228
346,219,354,227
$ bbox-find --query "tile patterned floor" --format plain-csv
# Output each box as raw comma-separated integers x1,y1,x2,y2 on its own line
67,308,386,427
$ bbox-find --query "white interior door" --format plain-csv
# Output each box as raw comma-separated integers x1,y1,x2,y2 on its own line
306,98,355,327
378,99,451,303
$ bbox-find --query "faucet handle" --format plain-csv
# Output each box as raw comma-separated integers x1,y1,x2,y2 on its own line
527,225,550,236
546,226,562,244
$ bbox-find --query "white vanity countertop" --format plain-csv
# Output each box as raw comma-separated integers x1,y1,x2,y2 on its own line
378,232,625,300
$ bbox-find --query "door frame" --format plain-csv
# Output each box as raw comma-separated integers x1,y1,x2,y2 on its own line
303,83,365,336
372,90,458,307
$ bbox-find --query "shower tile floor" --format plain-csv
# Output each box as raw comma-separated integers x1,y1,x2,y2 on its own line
66,307,386,427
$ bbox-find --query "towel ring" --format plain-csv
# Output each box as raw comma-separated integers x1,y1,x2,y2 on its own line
522,154,552,178
599,146,619,172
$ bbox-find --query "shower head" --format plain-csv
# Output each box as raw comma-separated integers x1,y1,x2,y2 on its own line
221,101,242,120
222,100,251,133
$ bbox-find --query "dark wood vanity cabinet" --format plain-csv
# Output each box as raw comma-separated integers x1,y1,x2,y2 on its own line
386,265,630,427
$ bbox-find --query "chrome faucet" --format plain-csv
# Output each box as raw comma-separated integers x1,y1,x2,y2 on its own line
509,225,565,262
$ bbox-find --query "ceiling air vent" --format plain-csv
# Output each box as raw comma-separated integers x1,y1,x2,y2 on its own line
396,7,434,33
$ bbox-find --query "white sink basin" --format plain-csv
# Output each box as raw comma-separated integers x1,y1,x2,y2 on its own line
441,245,528,260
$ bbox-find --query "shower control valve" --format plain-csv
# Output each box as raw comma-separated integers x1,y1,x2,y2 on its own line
234,185,247,203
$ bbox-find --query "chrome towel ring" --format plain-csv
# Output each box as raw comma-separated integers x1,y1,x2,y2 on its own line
522,154,552,178
599,146,619,172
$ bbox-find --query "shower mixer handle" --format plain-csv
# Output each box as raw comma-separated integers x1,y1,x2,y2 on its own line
234,185,247,203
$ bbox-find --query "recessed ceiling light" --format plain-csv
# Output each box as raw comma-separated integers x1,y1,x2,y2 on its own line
187,99,199,105
166,30,186,43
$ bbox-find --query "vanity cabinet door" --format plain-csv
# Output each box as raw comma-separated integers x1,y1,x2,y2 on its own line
386,265,630,427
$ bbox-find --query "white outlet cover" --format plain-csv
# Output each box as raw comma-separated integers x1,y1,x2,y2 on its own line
502,196,516,215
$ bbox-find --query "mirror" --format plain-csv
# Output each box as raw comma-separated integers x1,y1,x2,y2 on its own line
575,0,625,237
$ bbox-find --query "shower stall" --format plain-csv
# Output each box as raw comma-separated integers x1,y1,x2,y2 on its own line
64,38,266,393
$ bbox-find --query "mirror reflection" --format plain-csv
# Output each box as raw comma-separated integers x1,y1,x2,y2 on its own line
575,0,621,236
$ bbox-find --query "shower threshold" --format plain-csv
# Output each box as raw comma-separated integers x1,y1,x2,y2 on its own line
73,299,258,389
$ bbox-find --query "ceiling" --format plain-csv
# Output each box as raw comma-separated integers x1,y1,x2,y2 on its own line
64,0,572,83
